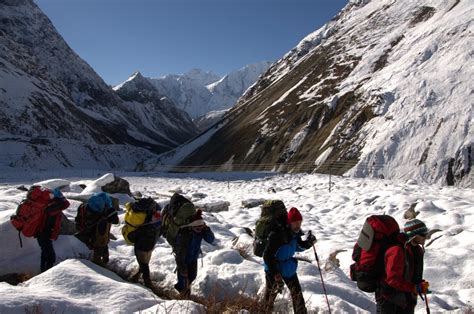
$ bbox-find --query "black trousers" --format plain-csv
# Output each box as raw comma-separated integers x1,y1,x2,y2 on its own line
135,248,153,279
37,233,56,272
92,246,109,267
263,273,307,314
376,299,415,314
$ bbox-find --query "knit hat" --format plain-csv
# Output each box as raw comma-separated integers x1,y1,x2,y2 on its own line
404,219,428,238
288,207,303,223
87,192,113,213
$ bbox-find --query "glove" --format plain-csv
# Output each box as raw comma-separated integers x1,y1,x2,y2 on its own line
52,188,63,199
306,233,317,245
274,274,285,294
414,281,430,295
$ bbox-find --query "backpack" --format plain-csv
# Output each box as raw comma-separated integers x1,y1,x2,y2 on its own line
350,215,400,292
253,200,288,257
122,197,158,245
75,193,115,246
10,186,54,238
161,193,196,248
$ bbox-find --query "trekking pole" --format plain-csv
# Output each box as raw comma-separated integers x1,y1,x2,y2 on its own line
423,293,431,314
309,232,331,314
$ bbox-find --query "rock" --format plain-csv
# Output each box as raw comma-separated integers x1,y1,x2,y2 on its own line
168,187,183,194
403,203,420,220
199,201,230,212
59,213,77,235
192,192,207,200
241,198,265,208
102,176,132,196
17,185,28,192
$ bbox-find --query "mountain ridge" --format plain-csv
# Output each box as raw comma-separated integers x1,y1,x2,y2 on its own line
146,0,473,186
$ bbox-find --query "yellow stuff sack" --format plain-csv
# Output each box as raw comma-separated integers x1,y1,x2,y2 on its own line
122,202,148,245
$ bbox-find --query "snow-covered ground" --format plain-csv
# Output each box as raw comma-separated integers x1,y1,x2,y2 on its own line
0,172,472,313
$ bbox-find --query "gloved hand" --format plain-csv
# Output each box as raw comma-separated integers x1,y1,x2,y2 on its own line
52,188,64,199
274,274,285,294
414,281,430,294
306,232,317,245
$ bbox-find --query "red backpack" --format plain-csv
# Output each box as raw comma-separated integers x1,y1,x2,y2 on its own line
10,186,69,247
350,215,400,292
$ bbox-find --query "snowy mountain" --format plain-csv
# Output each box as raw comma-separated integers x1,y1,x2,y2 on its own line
0,0,197,170
116,62,271,120
148,0,473,186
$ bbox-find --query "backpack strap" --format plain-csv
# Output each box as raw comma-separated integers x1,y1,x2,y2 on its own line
18,230,23,248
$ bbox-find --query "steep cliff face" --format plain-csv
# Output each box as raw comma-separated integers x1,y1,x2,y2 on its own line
0,0,197,169
149,0,473,186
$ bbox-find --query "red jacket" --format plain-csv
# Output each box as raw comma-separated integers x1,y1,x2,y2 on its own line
44,198,70,240
382,234,424,294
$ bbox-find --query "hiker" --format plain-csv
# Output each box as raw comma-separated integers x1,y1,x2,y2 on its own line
262,205,316,314
173,209,214,296
123,197,162,289
11,186,70,272
376,219,430,314
161,194,214,296
75,192,119,267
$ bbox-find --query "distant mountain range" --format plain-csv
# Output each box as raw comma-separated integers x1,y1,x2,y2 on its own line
114,62,271,129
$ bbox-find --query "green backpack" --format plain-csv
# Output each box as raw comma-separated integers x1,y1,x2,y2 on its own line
161,193,196,248
253,200,288,257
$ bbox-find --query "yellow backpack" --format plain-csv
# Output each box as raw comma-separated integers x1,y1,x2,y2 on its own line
122,202,148,245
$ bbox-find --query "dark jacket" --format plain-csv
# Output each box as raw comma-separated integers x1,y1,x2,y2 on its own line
378,233,424,308
175,226,215,274
75,205,119,248
263,226,312,278
40,198,70,240
129,224,160,252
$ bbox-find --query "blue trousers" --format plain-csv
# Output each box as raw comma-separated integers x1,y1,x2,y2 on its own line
175,260,198,293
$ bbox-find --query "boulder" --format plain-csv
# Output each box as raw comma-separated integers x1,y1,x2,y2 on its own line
241,198,265,208
102,176,132,196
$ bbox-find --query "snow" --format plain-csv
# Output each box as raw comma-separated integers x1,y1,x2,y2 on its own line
0,259,160,313
0,172,472,313
145,120,227,171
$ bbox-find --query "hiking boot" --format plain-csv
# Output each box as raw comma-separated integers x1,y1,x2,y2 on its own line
144,278,156,290
129,271,142,283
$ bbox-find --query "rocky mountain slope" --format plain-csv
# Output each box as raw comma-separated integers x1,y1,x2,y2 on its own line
116,62,271,120
0,0,197,170
149,0,473,186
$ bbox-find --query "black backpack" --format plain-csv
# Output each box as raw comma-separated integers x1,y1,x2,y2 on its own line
161,193,196,247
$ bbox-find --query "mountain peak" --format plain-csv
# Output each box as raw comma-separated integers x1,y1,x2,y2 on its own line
113,70,155,92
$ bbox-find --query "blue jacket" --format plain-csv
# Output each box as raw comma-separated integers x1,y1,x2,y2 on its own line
264,229,311,279
175,227,215,273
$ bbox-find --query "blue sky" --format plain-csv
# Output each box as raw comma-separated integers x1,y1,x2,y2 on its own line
35,0,348,85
